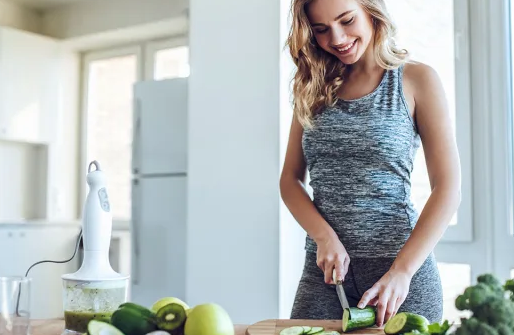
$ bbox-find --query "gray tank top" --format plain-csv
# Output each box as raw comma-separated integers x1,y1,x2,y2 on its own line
302,64,421,258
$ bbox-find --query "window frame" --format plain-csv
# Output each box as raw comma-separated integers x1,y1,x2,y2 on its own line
144,35,189,81
79,35,189,225
489,0,514,280
433,0,474,243
432,0,514,283
79,45,143,222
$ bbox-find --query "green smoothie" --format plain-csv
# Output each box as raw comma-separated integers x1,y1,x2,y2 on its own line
64,310,113,333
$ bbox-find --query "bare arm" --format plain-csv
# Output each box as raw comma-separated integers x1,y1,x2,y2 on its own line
280,116,348,283
391,63,462,277
358,63,462,326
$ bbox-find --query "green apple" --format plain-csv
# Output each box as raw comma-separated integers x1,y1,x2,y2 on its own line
184,303,234,335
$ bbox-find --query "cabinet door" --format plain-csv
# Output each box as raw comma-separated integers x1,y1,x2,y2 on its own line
0,229,15,276
0,27,59,143
2,226,81,319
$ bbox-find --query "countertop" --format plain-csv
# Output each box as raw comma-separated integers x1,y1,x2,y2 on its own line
30,319,249,335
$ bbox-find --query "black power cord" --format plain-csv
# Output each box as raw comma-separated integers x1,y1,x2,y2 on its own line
15,228,83,317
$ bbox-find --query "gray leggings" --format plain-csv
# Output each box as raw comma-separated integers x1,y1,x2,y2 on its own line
290,251,443,323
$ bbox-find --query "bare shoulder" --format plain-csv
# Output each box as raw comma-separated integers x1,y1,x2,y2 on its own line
403,61,446,101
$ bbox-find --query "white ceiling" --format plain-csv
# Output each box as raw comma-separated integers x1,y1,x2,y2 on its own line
7,0,85,10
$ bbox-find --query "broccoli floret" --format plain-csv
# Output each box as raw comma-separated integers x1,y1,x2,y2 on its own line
453,273,514,335
478,274,503,289
497,324,514,335
455,293,469,311
455,282,501,312
504,279,514,301
473,296,514,327
455,317,499,335
477,274,506,298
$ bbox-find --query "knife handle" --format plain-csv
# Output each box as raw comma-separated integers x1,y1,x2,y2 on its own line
332,268,342,284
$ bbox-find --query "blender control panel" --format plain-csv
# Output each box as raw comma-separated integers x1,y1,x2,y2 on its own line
98,187,110,212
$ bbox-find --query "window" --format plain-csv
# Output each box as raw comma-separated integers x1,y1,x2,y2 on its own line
385,0,475,324
144,37,189,81
153,46,189,80
81,37,189,221
386,0,472,241
437,263,472,324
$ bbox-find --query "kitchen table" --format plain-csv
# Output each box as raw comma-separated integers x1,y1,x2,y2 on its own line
30,319,249,335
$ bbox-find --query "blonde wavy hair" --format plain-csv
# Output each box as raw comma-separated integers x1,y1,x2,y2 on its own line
287,0,409,128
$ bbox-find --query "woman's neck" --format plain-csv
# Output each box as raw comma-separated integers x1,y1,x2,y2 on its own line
348,40,380,75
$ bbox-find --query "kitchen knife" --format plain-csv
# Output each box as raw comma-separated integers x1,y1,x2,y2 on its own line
333,269,350,309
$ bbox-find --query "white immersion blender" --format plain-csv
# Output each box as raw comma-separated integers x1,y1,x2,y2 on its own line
61,161,129,335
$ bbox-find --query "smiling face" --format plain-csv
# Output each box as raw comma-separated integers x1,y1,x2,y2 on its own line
306,0,375,65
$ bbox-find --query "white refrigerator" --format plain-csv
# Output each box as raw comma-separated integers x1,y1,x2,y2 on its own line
130,77,188,307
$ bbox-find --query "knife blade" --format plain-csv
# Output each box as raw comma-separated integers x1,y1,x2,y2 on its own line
333,269,350,309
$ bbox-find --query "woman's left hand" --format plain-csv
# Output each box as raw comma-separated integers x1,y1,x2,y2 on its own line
357,269,412,327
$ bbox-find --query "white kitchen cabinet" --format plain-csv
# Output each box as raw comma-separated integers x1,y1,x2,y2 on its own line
0,224,81,319
0,27,60,144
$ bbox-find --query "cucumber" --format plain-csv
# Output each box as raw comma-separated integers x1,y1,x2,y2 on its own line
111,305,158,335
342,307,376,332
118,302,157,322
279,326,330,335
302,326,312,334
87,320,124,335
384,312,429,334
307,327,325,334
280,326,306,335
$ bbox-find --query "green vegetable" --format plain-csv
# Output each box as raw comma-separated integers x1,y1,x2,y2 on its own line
455,317,501,335
155,303,187,332
280,326,307,335
87,320,124,335
427,320,452,335
118,302,157,321
341,306,376,332
279,326,327,335
403,331,427,335
403,320,453,335
307,327,325,334
504,279,514,301
453,273,514,335
110,302,158,335
383,312,429,334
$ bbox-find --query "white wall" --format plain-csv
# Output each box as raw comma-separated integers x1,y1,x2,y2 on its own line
278,0,309,320
41,0,187,40
0,0,41,34
187,0,288,325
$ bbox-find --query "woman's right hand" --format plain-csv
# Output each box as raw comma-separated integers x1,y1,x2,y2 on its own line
316,235,350,284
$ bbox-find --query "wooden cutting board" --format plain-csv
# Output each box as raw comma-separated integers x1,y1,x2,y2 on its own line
245,319,384,335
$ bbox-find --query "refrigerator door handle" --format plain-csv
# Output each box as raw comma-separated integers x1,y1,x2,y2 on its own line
131,178,140,285
132,98,142,174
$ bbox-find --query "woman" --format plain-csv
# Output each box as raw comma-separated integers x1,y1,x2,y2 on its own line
280,0,461,327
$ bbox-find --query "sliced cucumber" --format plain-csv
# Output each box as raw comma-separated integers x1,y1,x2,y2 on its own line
342,307,376,332
302,326,312,333
307,327,324,334
384,312,429,334
279,326,332,335
88,320,124,335
280,326,306,335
